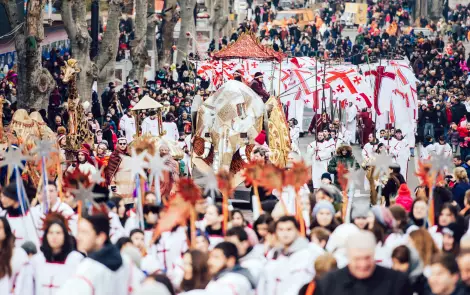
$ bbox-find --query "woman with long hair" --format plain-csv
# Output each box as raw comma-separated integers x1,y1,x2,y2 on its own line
180,250,210,292
409,198,429,228
253,214,274,243
16,217,83,295
409,228,440,269
230,210,258,246
0,217,28,294
429,203,462,249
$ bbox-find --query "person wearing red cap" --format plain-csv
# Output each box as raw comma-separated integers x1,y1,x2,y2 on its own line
395,184,413,213
254,130,267,146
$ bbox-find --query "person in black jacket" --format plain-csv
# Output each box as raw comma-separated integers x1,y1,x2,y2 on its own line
314,230,412,295
451,98,467,125
382,163,406,207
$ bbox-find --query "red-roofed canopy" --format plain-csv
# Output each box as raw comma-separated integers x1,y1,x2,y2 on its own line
212,32,285,63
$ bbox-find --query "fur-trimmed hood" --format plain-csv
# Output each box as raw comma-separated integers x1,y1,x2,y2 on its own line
336,145,353,156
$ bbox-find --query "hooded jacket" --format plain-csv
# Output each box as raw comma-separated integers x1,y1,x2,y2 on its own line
205,265,256,295
258,237,315,295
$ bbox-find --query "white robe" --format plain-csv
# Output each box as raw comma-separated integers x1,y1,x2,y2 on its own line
162,122,179,142
141,117,160,136
346,106,358,144
56,255,144,295
32,200,78,239
0,248,28,295
15,251,83,295
239,246,267,284
7,211,40,247
205,272,254,295
109,212,127,244
257,237,315,295
307,140,332,188
390,138,410,181
119,115,136,143
362,142,377,162
147,227,188,272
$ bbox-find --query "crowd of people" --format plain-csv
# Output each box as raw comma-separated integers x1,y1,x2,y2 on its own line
2,1,470,295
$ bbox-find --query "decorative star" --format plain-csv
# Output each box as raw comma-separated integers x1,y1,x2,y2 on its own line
0,146,30,170
146,153,170,187
429,154,453,175
370,153,394,177
31,139,56,158
202,170,219,200
70,183,103,208
345,167,366,189
121,148,148,179
90,165,105,185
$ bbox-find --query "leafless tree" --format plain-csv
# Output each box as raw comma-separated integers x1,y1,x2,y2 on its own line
61,0,123,102
1,0,56,110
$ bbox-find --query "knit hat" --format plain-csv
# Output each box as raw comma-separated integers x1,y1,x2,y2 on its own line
1,182,18,202
321,173,332,182
312,200,336,217
326,223,360,253
351,203,370,220
255,130,267,145
318,184,343,203
371,205,396,229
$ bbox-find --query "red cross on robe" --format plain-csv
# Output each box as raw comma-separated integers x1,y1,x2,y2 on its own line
42,277,60,295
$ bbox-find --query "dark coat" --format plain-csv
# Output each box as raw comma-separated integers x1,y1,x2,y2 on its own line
250,79,270,102
314,266,412,295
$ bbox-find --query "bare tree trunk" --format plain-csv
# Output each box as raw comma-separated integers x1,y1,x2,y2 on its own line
1,0,55,110
209,0,228,50
176,0,196,64
161,0,178,65
147,12,159,70
61,0,123,103
128,0,148,83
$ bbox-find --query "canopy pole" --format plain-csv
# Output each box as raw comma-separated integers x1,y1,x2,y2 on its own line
277,60,282,97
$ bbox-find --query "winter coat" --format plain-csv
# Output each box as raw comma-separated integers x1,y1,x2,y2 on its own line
452,181,470,209
314,265,412,295
327,146,360,186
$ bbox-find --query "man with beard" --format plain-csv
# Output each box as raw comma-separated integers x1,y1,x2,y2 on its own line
205,242,255,294
105,138,132,197
257,216,316,295
389,129,410,181
307,132,333,189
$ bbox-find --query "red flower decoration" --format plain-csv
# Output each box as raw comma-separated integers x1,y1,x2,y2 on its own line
243,160,264,187
216,170,235,198
258,163,284,194
415,160,432,189
176,177,202,205
284,161,311,192
63,168,91,190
